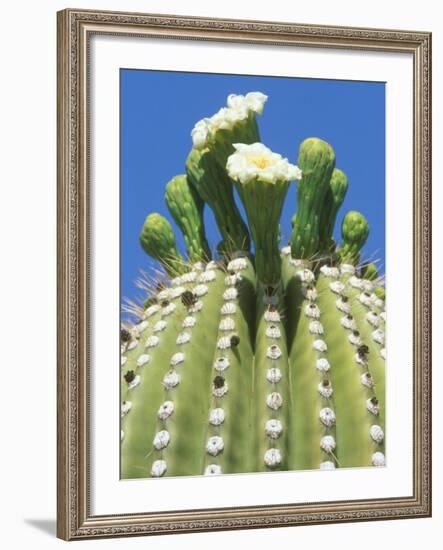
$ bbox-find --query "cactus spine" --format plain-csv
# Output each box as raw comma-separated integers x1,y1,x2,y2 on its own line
121,91,386,477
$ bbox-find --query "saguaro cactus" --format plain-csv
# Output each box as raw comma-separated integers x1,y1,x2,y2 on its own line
121,91,386,478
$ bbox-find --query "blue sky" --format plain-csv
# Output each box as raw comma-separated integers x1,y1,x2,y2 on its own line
120,69,385,313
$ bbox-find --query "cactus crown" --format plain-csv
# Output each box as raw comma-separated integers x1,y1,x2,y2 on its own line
122,91,385,480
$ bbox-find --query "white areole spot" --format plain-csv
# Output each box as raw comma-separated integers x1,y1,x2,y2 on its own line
121,356,127,367
366,311,380,327
359,292,373,307
341,315,357,330
217,336,232,350
212,381,229,398
296,268,315,283
301,286,318,301
370,425,385,443
144,304,161,318
264,448,282,468
227,257,248,272
313,339,327,352
266,367,282,384
366,398,380,416
193,284,209,297
121,401,132,417
214,357,230,371
206,436,224,456
204,464,222,475
309,321,324,335
265,419,283,439
329,281,345,295
176,331,191,345
137,320,149,333
219,317,236,331
266,325,281,339
319,407,336,427
198,270,216,283
348,275,364,289
372,329,385,345
145,335,160,348
372,451,386,467
151,459,167,477
340,264,356,276
153,430,170,450
320,265,340,278
163,370,181,389
157,401,174,420
318,381,333,398
209,408,225,426
153,320,168,333
223,288,238,301
127,340,138,351
182,315,197,328
320,435,336,453
264,309,281,323
224,274,240,286
360,372,374,388
181,271,198,283
187,300,203,313
348,332,362,346
281,245,291,256
305,303,321,319
316,358,331,372
380,347,386,360
266,345,282,360
169,286,187,299
170,352,185,366
266,392,283,410
221,302,237,315
128,374,141,390
320,461,336,470
137,354,151,367
336,297,351,313
161,302,177,316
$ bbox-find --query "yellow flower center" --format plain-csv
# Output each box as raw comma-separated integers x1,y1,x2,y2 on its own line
250,156,271,169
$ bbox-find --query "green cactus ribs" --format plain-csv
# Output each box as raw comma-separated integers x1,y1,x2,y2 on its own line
121,89,386,477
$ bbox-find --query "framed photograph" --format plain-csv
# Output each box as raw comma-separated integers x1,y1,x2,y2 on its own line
57,8,432,540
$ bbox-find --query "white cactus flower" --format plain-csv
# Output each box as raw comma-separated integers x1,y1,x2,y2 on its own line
266,367,282,384
204,464,222,475
151,459,167,477
193,284,209,297
266,392,283,410
265,419,283,439
372,329,385,345
209,408,225,426
264,309,281,323
161,302,177,316
320,435,336,453
370,425,385,443
301,286,317,301
157,401,174,420
145,335,160,348
329,280,345,295
309,321,324,335
136,320,149,333
198,270,216,283
265,324,281,339
264,448,282,468
214,357,230,372
206,436,224,456
359,292,373,307
219,317,236,331
163,370,180,389
348,275,364,289
313,339,327,352
336,297,351,313
319,407,336,427
366,398,380,416
170,352,185,366
187,300,203,313
372,451,386,467
340,264,356,276
361,372,374,388
320,265,340,278
266,345,282,360
212,380,229,398
320,461,336,470
153,320,168,333
227,257,248,272
227,91,268,114
281,245,291,256
348,331,362,346
121,356,127,367
121,401,132,417
128,374,141,390
144,304,161,318
227,142,301,185
182,315,197,328
176,331,191,345
223,288,238,301
318,381,333,398
153,430,170,450
380,347,386,360
296,268,315,283
341,315,357,330
181,271,198,283
316,358,331,372
305,303,321,319
221,302,237,315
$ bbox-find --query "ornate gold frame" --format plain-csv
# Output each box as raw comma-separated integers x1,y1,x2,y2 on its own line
57,8,432,540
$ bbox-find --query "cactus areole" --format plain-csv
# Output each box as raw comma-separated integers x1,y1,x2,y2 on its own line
121,91,386,479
